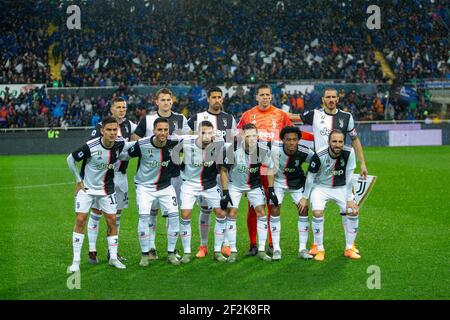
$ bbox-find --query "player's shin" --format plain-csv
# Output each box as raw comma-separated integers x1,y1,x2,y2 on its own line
226,217,237,252
199,208,211,246
149,209,158,250
72,232,85,264
346,215,359,250
213,217,226,252
298,216,310,251
167,212,179,253
107,234,119,260
270,215,281,252
116,212,121,235
312,216,324,251
180,218,192,254
87,211,102,252
256,216,268,252
138,214,151,254
341,214,349,245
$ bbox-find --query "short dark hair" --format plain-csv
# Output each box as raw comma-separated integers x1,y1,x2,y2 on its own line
256,84,271,95
328,129,344,142
242,123,258,132
112,97,126,105
198,120,214,130
280,126,302,140
207,87,222,98
155,88,173,99
101,116,118,127
323,87,338,95
154,117,169,127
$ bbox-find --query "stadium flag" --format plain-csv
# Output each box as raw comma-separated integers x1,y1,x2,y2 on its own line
103,58,109,68
5,59,10,68
274,47,284,54
77,54,89,67
88,49,96,58
94,59,100,70
263,56,273,64
37,61,46,69
231,53,238,62
310,38,319,47
15,63,23,73
399,86,419,103
352,174,377,207
132,57,141,65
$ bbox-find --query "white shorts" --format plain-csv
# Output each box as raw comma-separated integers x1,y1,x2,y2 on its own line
151,176,181,211
199,174,222,209
274,185,304,205
228,185,266,209
92,172,129,210
136,184,178,216
180,181,221,210
310,186,348,213
75,191,117,215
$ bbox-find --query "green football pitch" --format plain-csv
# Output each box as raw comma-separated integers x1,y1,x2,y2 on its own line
1,146,449,300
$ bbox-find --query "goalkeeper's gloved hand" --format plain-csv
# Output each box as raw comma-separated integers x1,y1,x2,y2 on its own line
220,189,233,210
268,187,279,207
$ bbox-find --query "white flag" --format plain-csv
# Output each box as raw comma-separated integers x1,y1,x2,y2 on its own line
189,63,195,72
263,56,273,64
37,61,46,69
202,64,208,71
132,57,141,65
345,54,354,63
310,38,319,47
231,53,238,62
94,59,100,70
64,59,73,69
88,49,97,58
314,55,324,64
269,51,277,58
5,59,10,68
259,51,266,58
77,54,89,67
274,47,284,54
15,63,23,73
103,58,109,68
165,63,173,70
61,63,67,72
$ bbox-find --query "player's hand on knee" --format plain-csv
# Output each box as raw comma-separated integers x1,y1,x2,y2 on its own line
298,197,309,215
346,200,359,216
220,190,233,210
267,187,279,207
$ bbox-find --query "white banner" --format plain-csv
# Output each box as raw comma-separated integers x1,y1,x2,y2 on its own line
353,174,377,207
0,84,44,99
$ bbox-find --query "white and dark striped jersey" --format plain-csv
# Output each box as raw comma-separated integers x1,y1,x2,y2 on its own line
301,108,357,151
127,136,179,191
187,110,237,142
71,137,126,195
90,118,137,174
135,111,190,138
223,139,274,190
179,137,224,190
308,146,356,187
271,142,313,189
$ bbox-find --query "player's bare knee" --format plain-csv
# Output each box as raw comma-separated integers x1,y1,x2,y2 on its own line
214,208,226,219
270,206,280,217
181,210,192,220
255,206,266,217
313,210,324,218
227,208,237,219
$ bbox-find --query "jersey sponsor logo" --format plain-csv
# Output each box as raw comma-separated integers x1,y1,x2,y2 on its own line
284,167,296,173
258,131,275,140
193,160,215,167
216,130,227,137
149,160,170,168
238,165,259,174
97,163,115,170
326,168,344,176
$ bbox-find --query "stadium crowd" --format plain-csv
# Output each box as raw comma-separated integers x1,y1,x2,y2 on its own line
0,84,435,129
1,0,448,87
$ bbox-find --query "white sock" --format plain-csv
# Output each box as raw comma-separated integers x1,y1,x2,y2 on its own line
72,232,84,264
138,214,150,254
167,212,179,253
87,212,102,252
298,216,309,251
270,216,281,251
107,235,118,260
180,218,191,254
346,215,359,250
116,213,121,235
148,209,158,250
213,217,226,252
312,216,324,251
226,217,237,252
257,216,268,252
342,214,349,245
199,209,211,246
